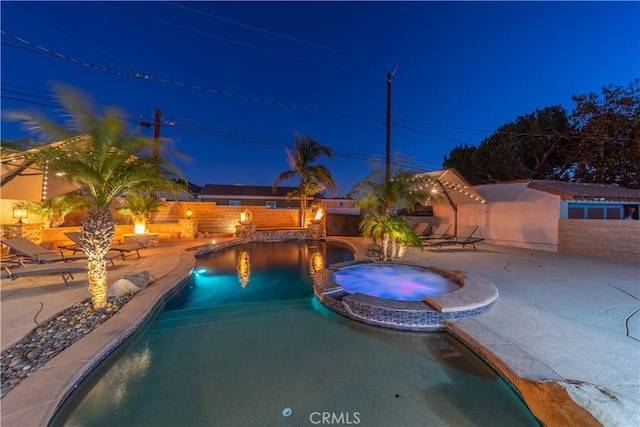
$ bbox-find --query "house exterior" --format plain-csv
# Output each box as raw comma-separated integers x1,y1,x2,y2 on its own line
197,184,301,208
528,180,640,220
433,180,639,261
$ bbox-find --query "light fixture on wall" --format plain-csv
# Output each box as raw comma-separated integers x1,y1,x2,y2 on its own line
186,209,193,219
311,207,324,224
13,207,28,224
239,208,252,225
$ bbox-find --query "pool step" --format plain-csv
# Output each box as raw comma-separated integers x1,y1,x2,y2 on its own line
325,289,349,302
148,298,314,332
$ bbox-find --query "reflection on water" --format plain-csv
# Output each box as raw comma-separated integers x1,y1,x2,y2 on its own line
65,345,151,425
166,241,354,311
236,251,250,288
309,249,325,277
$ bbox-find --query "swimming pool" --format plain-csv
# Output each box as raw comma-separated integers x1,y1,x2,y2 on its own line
50,240,538,426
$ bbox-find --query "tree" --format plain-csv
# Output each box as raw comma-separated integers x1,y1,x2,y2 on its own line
7,85,186,310
349,165,432,259
348,165,431,215
443,145,482,185
569,79,640,188
23,192,89,228
443,81,639,188
445,106,573,185
273,135,337,226
358,213,422,260
116,193,166,233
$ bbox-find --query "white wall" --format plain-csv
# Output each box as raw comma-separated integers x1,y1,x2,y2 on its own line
433,182,561,251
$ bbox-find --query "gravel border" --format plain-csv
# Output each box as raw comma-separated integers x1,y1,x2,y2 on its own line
1,294,136,398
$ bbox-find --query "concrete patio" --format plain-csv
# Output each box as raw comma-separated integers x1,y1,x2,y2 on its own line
1,237,638,426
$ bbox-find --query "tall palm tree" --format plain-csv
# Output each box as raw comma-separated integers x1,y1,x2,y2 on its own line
7,85,186,310
273,135,337,226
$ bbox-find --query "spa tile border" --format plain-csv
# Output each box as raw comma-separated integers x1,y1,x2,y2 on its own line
314,261,498,331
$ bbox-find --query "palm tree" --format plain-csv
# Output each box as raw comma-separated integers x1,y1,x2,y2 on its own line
23,192,89,228
351,165,437,258
349,166,430,215
7,85,186,310
273,135,337,226
116,193,166,233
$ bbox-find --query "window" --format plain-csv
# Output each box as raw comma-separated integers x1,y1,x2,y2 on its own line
587,208,604,219
265,201,276,209
568,207,584,219
229,200,241,206
606,208,621,220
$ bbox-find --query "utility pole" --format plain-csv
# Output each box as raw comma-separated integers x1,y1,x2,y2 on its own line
385,66,398,184
139,108,161,198
153,107,161,159
139,108,161,158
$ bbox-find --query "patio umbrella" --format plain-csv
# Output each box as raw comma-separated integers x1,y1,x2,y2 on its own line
414,168,486,235
1,137,85,202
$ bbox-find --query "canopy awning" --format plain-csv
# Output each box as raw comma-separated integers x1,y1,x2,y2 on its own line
413,168,486,235
1,136,87,201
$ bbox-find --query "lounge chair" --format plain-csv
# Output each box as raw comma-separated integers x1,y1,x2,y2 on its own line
2,237,121,266
424,225,485,250
63,232,142,259
413,222,431,237
3,262,87,286
421,223,452,241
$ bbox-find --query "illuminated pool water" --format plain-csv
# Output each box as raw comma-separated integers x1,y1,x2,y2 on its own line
332,263,461,301
49,240,536,427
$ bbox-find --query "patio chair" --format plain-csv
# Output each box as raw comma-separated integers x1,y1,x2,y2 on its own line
421,223,452,241
413,222,431,237
2,237,121,266
3,262,87,286
424,225,485,250
63,232,143,259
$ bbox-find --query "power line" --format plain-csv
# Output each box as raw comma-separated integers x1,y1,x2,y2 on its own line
394,117,494,134
163,1,350,56
104,3,371,78
0,90,148,128
2,88,441,173
1,32,490,149
13,2,132,71
5,33,564,145
1,30,385,124
161,1,385,68
393,123,473,145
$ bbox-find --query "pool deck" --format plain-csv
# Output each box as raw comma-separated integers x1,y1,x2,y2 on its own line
1,237,638,426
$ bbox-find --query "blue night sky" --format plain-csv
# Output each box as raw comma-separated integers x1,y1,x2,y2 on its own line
1,1,638,196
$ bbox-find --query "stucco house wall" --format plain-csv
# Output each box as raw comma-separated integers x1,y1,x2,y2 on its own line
433,182,561,251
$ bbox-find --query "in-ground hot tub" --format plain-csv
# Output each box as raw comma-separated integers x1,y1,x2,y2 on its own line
313,261,498,331
332,263,462,300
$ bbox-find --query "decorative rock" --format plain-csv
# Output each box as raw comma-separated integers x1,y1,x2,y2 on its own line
0,293,135,398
